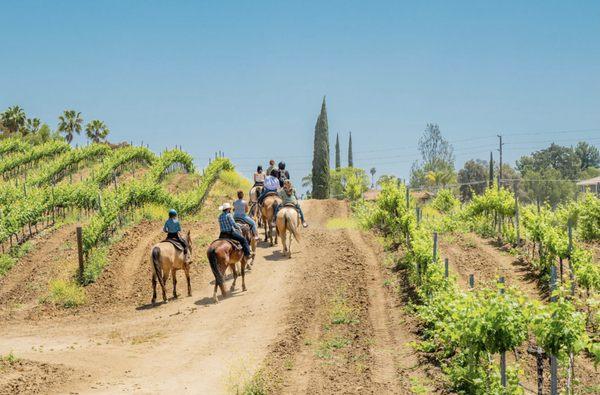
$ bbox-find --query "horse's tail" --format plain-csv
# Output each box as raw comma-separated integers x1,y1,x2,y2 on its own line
208,246,223,286
152,246,165,289
285,209,301,242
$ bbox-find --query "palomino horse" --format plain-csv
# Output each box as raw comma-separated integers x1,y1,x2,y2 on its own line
276,205,301,258
261,193,282,245
248,185,263,223
206,225,255,303
150,231,192,305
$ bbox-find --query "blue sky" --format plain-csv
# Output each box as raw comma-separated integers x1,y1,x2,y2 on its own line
2,1,599,188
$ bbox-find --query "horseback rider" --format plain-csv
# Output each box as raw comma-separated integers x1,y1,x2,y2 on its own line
266,159,276,177
233,190,259,240
275,180,308,228
257,172,281,205
163,209,191,263
271,161,290,187
253,165,266,187
218,203,252,259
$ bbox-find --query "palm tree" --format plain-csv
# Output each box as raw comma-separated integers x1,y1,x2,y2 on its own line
425,170,453,188
85,120,110,143
25,118,41,135
1,106,27,134
301,173,313,189
370,167,376,188
58,110,83,144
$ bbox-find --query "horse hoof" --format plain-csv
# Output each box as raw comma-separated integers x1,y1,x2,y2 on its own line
214,298,219,304
243,286,247,292
173,294,178,299
151,299,156,305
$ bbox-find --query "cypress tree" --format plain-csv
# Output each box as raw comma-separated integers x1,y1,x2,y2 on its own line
311,97,330,199
348,131,354,167
335,133,341,170
489,151,494,188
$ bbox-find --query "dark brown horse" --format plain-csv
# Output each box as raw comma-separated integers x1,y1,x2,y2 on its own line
206,225,254,303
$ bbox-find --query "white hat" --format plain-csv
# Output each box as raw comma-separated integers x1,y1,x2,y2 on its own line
219,202,231,211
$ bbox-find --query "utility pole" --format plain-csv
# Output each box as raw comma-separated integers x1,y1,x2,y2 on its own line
497,134,504,190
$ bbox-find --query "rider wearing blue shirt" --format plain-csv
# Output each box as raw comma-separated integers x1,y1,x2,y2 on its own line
163,209,190,262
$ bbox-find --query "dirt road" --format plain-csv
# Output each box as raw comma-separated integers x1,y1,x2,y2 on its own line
0,200,434,394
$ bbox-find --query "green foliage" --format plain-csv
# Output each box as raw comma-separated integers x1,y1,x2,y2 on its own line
335,133,341,170
28,143,112,185
311,97,330,199
410,123,455,188
46,279,86,307
457,159,488,201
93,146,157,186
0,140,70,176
81,246,108,285
0,138,30,156
329,167,368,201
431,189,459,213
577,193,600,241
531,293,588,359
347,131,353,167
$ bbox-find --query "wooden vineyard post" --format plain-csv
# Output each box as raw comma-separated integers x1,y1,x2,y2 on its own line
469,274,474,289
566,221,575,395
444,258,449,278
405,186,410,210
499,276,507,388
76,226,84,282
514,180,520,244
550,265,558,395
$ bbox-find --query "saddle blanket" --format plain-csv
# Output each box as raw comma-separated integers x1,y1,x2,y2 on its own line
215,238,242,250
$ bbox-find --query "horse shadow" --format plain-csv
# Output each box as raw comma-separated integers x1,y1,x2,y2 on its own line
194,291,243,306
265,250,289,261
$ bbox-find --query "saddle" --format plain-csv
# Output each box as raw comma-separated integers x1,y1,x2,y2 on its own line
235,218,253,228
162,238,185,252
216,238,242,251
264,191,278,199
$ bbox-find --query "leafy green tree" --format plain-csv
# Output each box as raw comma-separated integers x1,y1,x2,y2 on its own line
377,174,398,187
58,110,83,144
301,173,312,189
516,143,581,180
410,123,455,187
457,159,488,201
330,167,368,200
348,131,353,167
369,167,376,188
311,97,330,199
575,141,600,170
523,168,575,208
1,105,27,134
335,133,341,170
85,120,110,143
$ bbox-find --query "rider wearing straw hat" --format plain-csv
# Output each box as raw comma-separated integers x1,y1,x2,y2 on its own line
218,202,252,258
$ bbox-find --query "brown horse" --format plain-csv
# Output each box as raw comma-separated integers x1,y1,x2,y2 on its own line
276,205,301,258
261,194,282,245
150,231,193,305
206,225,254,303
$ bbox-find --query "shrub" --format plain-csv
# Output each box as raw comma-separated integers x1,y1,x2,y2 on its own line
47,279,86,307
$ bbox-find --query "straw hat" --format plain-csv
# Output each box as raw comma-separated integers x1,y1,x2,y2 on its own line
219,202,231,211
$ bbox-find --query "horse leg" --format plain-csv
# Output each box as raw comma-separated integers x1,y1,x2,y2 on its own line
213,283,219,303
288,232,293,258
185,265,192,297
162,270,170,302
218,262,228,298
241,260,247,292
172,268,178,299
263,217,268,242
230,264,238,292
151,274,157,304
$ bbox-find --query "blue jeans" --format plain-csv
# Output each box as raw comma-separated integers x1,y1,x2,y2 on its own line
234,213,257,234
274,203,305,222
219,231,251,256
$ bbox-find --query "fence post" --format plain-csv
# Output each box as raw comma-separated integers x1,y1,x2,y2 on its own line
514,180,520,243
550,265,558,395
469,274,474,289
405,186,410,210
76,226,84,281
444,258,449,278
499,276,507,388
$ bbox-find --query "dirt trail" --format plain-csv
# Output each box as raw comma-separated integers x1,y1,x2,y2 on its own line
0,199,436,394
